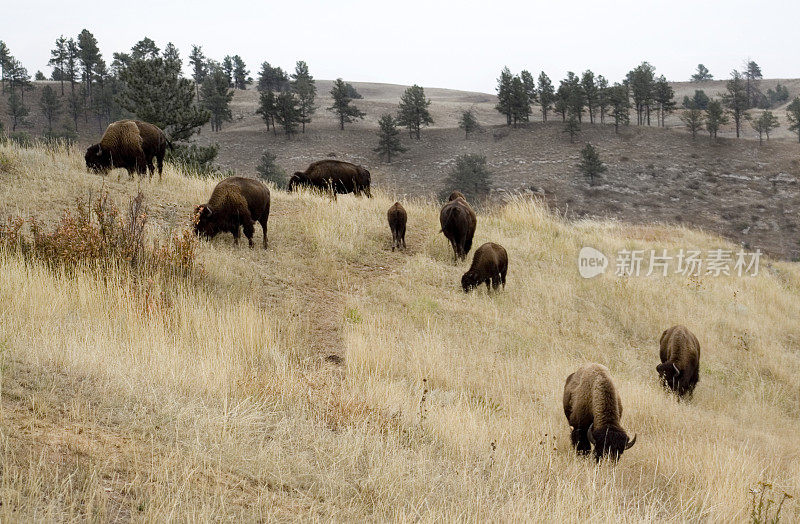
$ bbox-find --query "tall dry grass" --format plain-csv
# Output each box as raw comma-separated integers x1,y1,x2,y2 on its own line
0,142,798,521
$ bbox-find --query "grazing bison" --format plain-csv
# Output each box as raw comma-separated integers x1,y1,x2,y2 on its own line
132,120,169,180
439,193,477,261
85,120,147,179
462,242,507,292
563,363,637,461
288,160,372,198
387,202,407,251
194,177,271,249
657,325,700,397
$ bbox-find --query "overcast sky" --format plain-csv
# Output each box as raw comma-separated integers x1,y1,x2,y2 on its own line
2,0,798,93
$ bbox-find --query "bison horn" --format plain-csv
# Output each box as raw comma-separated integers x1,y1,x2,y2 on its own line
672,363,681,376
587,423,595,445
625,433,637,450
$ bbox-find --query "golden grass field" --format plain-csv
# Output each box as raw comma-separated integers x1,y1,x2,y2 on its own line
0,141,799,521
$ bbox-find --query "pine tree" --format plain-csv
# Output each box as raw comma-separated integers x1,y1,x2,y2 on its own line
581,70,598,123
188,45,208,93
653,75,676,127
397,84,433,139
748,110,779,144
721,70,749,138
562,72,585,122
232,55,249,90
221,56,234,86
563,110,580,142
495,67,513,125
679,106,704,139
683,90,709,110
458,108,480,138
274,91,301,137
117,54,210,141
627,62,655,125
201,68,234,132
39,85,61,132
537,72,555,122
0,41,10,93
131,38,159,60
67,88,84,130
786,97,800,143
554,84,569,122
520,70,537,120
691,64,713,82
327,78,365,130
743,60,763,108
578,143,606,186
64,38,79,95
595,75,609,124
77,29,101,101
289,61,316,133
509,75,531,127
256,89,278,135
374,114,405,163
255,150,287,188
609,83,630,133
6,89,29,131
162,43,181,75
705,99,728,139
256,62,289,92
438,154,492,202
48,36,68,95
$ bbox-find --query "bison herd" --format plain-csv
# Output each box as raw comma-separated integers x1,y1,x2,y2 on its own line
86,119,704,464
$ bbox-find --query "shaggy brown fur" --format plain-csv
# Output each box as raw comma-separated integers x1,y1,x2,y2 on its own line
85,120,146,179
132,121,169,180
387,202,407,251
194,177,271,249
439,195,477,261
657,325,701,397
288,160,371,198
447,191,466,202
462,242,507,292
563,363,637,461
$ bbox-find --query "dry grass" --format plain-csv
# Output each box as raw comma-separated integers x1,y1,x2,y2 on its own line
0,142,799,521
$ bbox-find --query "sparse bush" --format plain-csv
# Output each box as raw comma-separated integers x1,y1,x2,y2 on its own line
438,153,492,202
750,481,792,524
0,192,197,275
166,143,220,177
458,108,481,139
255,150,287,188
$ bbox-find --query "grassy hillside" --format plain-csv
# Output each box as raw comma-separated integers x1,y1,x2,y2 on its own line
1,142,799,521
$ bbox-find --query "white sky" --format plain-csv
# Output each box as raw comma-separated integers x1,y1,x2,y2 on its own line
2,0,798,93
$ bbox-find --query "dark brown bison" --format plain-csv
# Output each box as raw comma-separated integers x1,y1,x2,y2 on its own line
563,363,637,462
439,193,477,261
288,160,372,198
194,177,271,249
387,202,407,251
657,325,700,397
132,120,169,179
462,242,507,292
85,120,147,179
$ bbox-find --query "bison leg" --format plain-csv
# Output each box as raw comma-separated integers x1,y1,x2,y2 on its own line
157,153,164,180
571,427,591,455
500,268,507,288
260,217,268,249
243,220,255,249
231,226,240,246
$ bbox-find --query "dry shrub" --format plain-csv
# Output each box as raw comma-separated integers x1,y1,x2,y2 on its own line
0,191,197,276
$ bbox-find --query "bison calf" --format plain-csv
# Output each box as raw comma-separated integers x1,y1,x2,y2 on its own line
657,325,700,397
563,363,637,462
462,242,507,292
440,193,477,261
194,177,271,249
387,202,407,251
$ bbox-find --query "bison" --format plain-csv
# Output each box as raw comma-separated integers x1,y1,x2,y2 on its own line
132,120,169,180
85,120,147,179
563,363,637,461
657,325,700,397
387,202,407,251
288,160,372,198
462,242,507,292
194,177,271,249
439,193,477,261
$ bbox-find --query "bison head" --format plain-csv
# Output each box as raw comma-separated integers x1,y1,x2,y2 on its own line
587,423,636,462
461,271,482,292
287,173,307,192
193,205,218,239
85,144,112,174
448,191,466,202
656,362,681,391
